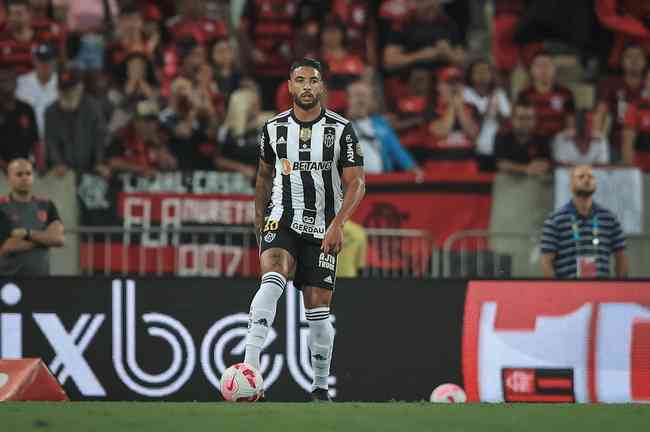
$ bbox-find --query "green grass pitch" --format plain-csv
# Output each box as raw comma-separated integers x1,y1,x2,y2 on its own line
2,402,649,432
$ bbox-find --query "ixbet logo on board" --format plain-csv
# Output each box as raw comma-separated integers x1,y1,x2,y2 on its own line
0,280,335,400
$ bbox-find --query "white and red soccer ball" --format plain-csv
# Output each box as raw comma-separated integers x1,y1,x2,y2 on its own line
430,383,467,403
220,363,264,402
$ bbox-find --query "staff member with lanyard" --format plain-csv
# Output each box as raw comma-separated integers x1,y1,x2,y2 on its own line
541,165,629,279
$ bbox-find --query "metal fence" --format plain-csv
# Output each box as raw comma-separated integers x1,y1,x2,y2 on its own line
66,226,437,278
442,230,650,278
62,227,650,278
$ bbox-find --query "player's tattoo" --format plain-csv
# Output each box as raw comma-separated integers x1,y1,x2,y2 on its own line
266,249,285,267
254,162,274,241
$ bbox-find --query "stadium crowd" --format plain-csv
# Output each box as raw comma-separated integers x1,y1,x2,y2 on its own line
1,0,650,181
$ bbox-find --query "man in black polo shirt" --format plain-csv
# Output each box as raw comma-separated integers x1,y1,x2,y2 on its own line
0,158,64,275
540,165,628,279
494,100,551,176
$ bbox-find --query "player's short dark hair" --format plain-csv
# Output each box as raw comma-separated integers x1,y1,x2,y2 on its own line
289,58,325,79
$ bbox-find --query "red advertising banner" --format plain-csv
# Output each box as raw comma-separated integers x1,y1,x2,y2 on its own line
354,172,492,249
463,281,650,403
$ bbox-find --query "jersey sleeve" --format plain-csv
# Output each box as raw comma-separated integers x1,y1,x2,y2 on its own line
259,123,275,164
339,122,364,168
46,201,62,225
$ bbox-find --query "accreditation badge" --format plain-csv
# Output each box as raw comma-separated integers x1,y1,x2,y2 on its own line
577,255,597,278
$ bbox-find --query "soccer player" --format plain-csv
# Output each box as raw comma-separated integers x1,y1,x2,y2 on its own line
243,58,365,402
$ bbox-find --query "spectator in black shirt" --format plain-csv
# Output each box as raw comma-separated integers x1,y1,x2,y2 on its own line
159,77,217,171
382,0,464,75
0,68,38,171
209,37,243,107
494,100,552,176
215,87,272,180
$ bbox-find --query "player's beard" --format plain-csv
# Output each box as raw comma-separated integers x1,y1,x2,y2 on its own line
293,92,320,110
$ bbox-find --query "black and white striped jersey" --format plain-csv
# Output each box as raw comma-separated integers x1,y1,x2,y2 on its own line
259,108,363,241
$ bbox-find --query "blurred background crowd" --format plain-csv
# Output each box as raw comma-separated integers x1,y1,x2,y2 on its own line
1,0,650,182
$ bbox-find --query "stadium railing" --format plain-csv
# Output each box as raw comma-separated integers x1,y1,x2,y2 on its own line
65,226,436,278
442,229,650,278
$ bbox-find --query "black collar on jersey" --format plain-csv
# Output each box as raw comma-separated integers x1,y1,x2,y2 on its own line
290,108,325,127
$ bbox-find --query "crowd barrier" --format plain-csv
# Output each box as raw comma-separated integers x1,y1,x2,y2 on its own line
1,170,648,278
1,278,648,402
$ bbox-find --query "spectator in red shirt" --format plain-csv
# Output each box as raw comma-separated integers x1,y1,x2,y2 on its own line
517,50,576,140
238,0,301,110
378,0,412,45
594,43,647,162
491,0,543,76
426,66,480,174
596,0,650,69
0,2,6,31
320,16,366,115
0,0,63,74
173,37,224,121
162,0,227,89
108,99,177,177
104,4,149,82
327,0,375,64
623,69,650,172
166,0,227,47
387,67,434,150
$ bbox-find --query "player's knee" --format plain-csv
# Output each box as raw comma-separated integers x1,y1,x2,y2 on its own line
260,249,293,278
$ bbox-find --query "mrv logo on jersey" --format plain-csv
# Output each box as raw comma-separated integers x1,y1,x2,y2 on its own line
280,159,333,175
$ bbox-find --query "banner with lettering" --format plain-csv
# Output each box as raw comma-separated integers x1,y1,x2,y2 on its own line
77,172,258,276
77,171,493,276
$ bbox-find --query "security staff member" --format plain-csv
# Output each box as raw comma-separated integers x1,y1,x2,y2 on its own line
0,158,64,275
541,165,628,279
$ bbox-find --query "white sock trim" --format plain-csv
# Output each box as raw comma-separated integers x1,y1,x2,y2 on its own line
305,306,330,321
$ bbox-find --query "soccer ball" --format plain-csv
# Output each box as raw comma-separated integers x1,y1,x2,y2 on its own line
219,363,264,402
430,383,467,403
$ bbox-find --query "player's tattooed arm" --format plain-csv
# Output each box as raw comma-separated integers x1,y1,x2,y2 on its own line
254,160,274,244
